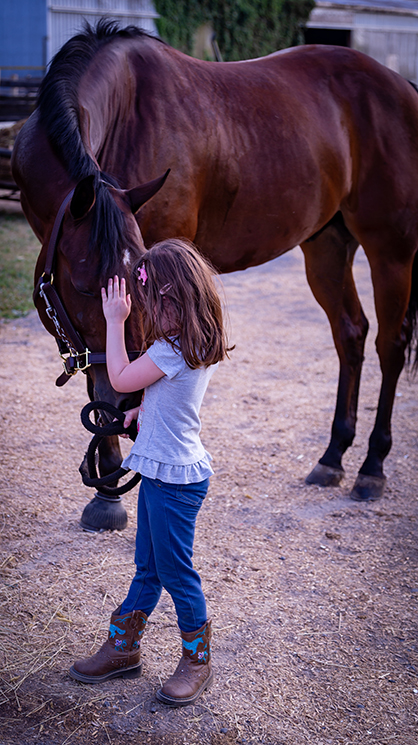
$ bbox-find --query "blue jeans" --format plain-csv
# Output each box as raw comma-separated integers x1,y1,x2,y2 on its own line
120,475,209,632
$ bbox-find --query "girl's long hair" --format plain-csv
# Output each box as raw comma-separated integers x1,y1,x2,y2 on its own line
132,239,232,368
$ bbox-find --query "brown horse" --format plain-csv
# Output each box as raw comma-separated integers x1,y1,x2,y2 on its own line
12,20,418,520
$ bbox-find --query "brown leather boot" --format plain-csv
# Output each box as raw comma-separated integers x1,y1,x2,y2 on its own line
69,606,147,684
156,620,213,706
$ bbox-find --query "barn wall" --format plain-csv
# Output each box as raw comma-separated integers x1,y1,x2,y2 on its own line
352,13,418,81
307,5,418,84
46,0,159,61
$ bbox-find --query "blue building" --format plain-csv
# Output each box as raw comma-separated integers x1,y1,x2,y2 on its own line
0,0,159,79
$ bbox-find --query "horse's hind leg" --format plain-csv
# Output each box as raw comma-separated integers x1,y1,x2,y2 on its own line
301,214,367,487
350,243,415,501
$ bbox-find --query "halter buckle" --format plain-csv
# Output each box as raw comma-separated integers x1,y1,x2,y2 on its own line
61,349,91,376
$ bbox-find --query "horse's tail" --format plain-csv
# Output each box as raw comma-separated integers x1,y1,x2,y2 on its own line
407,250,418,370
406,79,418,368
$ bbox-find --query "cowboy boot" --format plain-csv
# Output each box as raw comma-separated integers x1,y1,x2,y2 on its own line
156,619,213,706
69,606,147,684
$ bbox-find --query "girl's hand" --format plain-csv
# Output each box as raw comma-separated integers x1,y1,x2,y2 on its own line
101,276,131,325
123,406,140,430
115,406,140,438
115,406,139,440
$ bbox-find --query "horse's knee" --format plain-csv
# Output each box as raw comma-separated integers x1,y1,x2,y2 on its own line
339,312,369,369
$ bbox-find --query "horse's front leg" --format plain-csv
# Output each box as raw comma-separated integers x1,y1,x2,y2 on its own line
300,218,367,487
79,375,128,531
97,434,123,481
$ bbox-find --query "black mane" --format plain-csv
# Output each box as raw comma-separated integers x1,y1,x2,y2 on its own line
37,19,161,275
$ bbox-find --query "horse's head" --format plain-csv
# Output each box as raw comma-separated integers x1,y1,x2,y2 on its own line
34,170,170,412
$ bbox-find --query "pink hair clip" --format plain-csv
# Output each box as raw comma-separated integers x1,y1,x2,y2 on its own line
159,283,172,295
138,265,148,286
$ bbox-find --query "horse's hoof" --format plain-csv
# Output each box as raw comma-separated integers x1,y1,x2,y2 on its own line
80,494,128,531
350,474,386,502
305,463,345,487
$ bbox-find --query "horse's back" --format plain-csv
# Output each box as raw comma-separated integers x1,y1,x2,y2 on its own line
139,43,418,264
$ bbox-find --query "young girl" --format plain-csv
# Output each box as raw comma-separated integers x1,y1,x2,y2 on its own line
69,239,231,707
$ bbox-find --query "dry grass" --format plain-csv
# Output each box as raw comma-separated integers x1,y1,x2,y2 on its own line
0,246,417,745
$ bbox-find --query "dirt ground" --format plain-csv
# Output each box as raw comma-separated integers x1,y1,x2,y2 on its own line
0,229,417,744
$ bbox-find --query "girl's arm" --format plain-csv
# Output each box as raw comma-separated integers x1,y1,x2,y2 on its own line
101,276,165,393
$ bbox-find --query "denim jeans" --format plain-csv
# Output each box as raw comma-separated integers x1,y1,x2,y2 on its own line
120,475,209,632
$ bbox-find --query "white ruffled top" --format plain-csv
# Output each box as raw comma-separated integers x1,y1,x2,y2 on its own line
122,451,214,484
121,339,216,485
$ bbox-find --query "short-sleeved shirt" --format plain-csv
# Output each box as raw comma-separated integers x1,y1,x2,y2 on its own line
121,339,217,484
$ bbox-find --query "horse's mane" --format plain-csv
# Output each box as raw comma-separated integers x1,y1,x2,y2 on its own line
37,19,162,275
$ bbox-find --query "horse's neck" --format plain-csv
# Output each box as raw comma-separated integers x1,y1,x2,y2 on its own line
13,111,74,230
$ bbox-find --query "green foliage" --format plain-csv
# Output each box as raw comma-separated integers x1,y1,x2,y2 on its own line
0,213,39,318
154,1,206,56
154,0,314,60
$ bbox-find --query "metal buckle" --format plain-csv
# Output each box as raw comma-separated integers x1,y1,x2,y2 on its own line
75,349,91,372
61,354,77,377
60,349,91,377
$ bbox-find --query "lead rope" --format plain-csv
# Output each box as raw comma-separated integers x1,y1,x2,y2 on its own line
79,401,141,496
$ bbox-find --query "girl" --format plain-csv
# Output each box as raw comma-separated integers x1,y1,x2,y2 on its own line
69,239,231,707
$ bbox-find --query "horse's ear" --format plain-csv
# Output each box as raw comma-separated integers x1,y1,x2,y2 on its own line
70,175,96,219
126,169,170,214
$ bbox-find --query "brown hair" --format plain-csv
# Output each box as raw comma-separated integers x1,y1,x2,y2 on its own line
132,239,232,369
